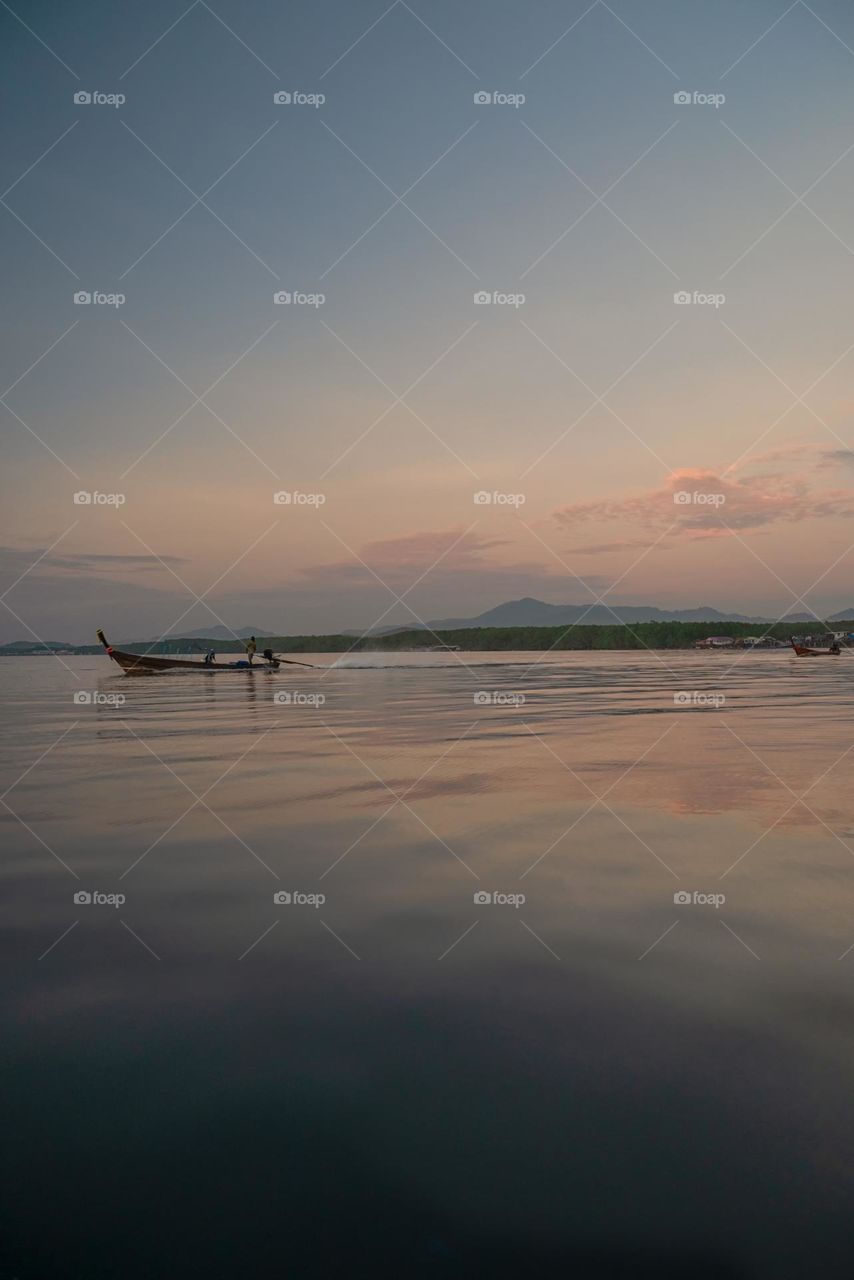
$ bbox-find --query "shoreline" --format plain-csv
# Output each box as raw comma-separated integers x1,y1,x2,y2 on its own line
4,619,851,657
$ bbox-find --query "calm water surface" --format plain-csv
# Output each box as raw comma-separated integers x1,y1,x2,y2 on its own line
3,649,854,1277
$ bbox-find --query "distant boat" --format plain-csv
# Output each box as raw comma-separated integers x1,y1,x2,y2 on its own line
790,640,841,657
428,643,460,652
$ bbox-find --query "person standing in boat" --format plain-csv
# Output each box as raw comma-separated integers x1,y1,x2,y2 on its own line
245,635,257,665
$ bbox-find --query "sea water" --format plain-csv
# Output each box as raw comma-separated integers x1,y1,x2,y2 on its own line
2,649,854,1277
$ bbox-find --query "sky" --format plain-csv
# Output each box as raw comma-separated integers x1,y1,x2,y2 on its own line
3,0,854,642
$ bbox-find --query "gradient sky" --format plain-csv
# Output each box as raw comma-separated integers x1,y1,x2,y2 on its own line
3,0,854,641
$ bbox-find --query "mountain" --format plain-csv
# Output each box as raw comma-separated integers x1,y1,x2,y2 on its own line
341,598,844,637
425,598,769,629
0,640,78,653
340,623,425,637
4,603,852,654
147,625,272,642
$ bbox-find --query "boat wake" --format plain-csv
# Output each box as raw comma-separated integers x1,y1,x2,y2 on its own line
328,655,525,669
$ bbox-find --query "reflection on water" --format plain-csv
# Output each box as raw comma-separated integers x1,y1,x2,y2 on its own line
3,651,854,1277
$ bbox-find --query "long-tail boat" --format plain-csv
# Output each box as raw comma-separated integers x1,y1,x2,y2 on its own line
97,630,312,674
790,639,841,657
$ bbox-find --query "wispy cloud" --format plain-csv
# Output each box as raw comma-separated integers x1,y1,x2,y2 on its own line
0,548,188,580
553,447,854,544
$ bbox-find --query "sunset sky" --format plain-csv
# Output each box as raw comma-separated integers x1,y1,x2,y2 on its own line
3,0,854,641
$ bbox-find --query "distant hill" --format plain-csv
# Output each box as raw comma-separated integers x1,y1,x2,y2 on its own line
426,597,769,629
149,625,272,642
0,640,78,653
0,626,273,655
340,623,424,637
4,602,854,656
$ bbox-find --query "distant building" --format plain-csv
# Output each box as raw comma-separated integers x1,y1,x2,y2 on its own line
735,635,785,649
694,635,735,649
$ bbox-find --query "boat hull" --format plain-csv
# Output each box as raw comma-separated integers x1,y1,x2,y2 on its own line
97,630,277,674
108,650,275,673
791,643,840,657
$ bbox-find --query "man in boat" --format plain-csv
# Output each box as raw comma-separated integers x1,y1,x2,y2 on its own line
204,649,216,665
245,635,257,665
262,647,281,668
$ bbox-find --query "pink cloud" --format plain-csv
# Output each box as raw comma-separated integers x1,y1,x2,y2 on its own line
285,527,599,599
553,455,854,545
